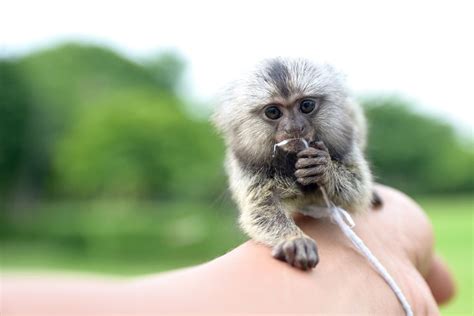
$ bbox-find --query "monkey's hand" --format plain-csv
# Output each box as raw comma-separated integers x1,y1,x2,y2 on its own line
272,236,319,270
294,141,330,186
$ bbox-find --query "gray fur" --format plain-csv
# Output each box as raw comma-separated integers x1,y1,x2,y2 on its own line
264,59,291,97
212,58,373,268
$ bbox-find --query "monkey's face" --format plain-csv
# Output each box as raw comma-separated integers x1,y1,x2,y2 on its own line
260,97,319,152
214,58,355,165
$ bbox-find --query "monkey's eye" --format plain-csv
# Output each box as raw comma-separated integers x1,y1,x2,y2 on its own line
264,106,282,120
300,99,316,114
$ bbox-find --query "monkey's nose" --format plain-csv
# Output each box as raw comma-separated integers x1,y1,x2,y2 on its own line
285,125,306,135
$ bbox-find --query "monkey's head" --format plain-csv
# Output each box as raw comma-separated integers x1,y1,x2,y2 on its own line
213,58,355,167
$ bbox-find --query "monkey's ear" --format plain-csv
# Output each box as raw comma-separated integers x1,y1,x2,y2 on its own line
210,104,232,136
210,107,224,134
210,84,234,136
211,87,244,137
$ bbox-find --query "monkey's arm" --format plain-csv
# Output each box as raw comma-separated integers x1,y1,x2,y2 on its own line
228,162,318,269
237,178,300,244
295,142,372,212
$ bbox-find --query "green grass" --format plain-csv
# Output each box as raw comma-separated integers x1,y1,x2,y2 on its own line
1,196,472,314
416,196,473,315
0,200,246,274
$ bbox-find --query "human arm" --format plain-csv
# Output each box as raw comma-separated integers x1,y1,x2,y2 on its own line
2,186,455,315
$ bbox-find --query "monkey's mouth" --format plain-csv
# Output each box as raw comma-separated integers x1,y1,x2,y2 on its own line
273,138,309,156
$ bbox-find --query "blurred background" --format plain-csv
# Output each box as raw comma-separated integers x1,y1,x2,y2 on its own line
0,0,472,314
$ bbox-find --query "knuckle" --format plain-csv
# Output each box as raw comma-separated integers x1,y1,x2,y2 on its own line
313,157,325,163
295,250,306,260
314,150,327,157
295,158,310,168
309,158,322,166
314,166,325,174
272,248,283,259
295,252,307,262
282,243,294,253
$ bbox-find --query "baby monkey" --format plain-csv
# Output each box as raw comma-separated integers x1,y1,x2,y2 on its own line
213,58,380,270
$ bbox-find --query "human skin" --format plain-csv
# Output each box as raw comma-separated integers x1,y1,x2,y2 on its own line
2,185,455,315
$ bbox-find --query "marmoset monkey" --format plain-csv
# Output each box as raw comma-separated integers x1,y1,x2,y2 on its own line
213,58,380,270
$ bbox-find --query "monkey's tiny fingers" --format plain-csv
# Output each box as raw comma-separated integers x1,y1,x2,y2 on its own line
296,147,319,158
272,236,319,270
311,141,328,151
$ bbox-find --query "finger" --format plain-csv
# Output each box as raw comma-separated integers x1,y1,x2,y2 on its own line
272,244,285,260
282,240,296,266
295,157,327,169
294,240,308,270
425,254,456,305
297,176,321,186
312,141,328,151
306,241,318,268
297,147,319,158
295,166,325,178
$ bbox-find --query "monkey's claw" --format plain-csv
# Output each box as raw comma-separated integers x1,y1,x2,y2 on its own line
272,237,319,270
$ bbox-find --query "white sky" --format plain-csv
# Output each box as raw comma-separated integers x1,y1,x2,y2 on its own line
1,0,473,134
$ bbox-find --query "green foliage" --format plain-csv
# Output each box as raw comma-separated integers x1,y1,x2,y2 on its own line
14,42,161,159
0,200,244,274
363,97,474,194
0,42,223,202
143,51,186,93
0,60,32,200
416,197,473,314
17,43,159,109
53,89,224,199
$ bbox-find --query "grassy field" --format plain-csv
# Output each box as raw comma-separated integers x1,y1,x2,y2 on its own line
416,197,473,315
1,196,472,314
0,200,246,274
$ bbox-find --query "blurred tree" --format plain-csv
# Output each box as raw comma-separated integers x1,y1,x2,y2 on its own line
143,51,186,94
2,43,203,203
0,61,33,205
363,97,473,195
53,89,224,200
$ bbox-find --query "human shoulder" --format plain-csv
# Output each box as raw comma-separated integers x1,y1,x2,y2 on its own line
375,185,434,276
